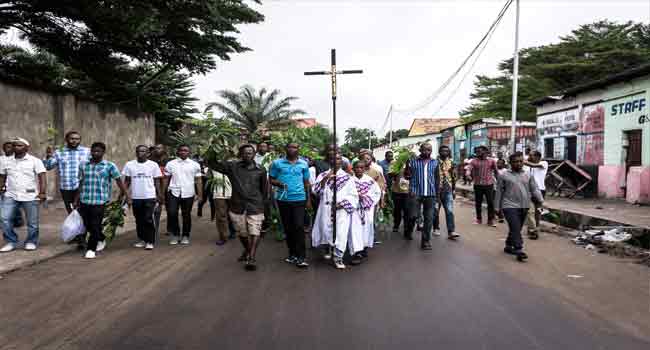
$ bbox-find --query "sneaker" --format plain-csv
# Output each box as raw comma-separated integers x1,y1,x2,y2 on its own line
0,243,15,253
84,250,96,259
180,237,190,245
245,258,257,271
323,252,332,260
334,258,346,269
433,229,441,236
169,236,179,245
503,246,517,255
515,250,528,262
133,241,146,248
296,259,309,268
238,251,248,262
528,232,539,240
473,219,482,225
448,232,460,240
374,240,383,245
488,220,497,227
24,242,37,251
392,228,399,234
215,239,226,246
145,243,154,250
96,241,106,252
421,241,432,250
284,256,298,264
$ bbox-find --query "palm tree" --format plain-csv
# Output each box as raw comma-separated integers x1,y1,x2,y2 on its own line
204,85,306,135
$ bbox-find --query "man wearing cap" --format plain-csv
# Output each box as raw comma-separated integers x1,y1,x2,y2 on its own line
0,138,47,252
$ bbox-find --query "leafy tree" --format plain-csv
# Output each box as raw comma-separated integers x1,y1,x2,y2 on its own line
342,127,379,155
205,85,306,135
265,125,333,160
0,1,264,80
377,128,410,145
461,20,650,123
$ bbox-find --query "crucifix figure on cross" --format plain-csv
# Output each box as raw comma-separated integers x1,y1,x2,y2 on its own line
304,49,363,243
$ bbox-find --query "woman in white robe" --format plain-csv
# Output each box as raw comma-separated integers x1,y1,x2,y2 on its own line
311,156,359,263
352,161,382,251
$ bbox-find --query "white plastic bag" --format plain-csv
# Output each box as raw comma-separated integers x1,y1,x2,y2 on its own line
61,210,85,243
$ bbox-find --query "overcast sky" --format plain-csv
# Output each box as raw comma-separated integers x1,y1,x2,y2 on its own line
192,0,649,138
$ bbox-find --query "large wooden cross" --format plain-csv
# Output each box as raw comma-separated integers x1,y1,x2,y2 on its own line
304,49,363,242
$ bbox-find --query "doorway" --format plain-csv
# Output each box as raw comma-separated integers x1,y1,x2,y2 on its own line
566,136,577,163
625,130,642,168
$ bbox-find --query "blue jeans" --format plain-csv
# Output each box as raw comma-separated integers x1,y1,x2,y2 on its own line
1,197,39,245
434,191,455,234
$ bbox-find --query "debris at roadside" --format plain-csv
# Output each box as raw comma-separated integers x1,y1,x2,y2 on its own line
571,226,650,266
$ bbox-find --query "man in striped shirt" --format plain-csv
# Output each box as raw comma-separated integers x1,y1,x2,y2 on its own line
468,145,498,227
404,143,439,250
43,131,91,214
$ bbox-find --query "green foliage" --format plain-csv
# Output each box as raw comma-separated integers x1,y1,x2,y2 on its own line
461,20,650,123
342,127,378,155
265,125,333,161
102,201,127,243
377,129,410,145
389,146,416,174
205,86,306,135
174,116,240,163
1,1,264,78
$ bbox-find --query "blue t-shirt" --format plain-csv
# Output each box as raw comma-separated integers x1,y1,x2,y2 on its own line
270,158,310,202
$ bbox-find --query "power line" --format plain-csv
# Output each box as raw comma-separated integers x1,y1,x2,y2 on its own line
431,2,506,117
392,0,514,115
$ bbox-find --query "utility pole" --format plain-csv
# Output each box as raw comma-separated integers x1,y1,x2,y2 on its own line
388,105,394,145
509,0,521,154
304,49,363,242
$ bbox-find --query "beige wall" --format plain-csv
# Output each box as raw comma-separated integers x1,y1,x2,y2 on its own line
0,81,154,199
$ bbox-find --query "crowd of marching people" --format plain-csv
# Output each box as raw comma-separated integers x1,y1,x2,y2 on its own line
0,130,546,271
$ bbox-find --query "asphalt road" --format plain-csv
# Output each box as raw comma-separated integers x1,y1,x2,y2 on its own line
0,203,648,350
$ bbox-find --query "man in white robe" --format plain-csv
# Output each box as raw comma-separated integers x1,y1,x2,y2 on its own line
311,155,359,268
351,160,382,264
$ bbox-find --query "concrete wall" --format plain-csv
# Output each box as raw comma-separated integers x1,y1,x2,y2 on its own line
602,76,650,166
0,81,154,199
599,75,650,204
535,92,605,166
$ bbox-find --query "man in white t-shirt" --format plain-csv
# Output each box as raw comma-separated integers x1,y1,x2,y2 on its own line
523,150,548,239
163,144,203,245
0,138,47,252
123,145,163,250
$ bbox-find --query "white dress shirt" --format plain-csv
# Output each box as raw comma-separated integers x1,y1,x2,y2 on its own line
164,158,202,198
0,154,46,201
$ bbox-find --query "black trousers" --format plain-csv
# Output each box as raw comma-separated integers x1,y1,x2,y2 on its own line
60,189,79,214
503,208,527,250
474,184,495,221
79,203,105,252
166,194,194,237
392,192,411,231
277,200,306,259
197,182,215,219
133,199,156,244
